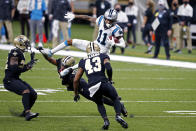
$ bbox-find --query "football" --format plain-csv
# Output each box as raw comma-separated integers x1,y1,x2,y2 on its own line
109,36,120,43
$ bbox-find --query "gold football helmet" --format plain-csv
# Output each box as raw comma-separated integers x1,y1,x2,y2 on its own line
86,42,100,54
14,35,30,51
61,56,75,68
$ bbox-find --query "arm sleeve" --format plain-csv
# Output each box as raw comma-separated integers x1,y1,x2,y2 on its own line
105,62,112,81
78,59,85,70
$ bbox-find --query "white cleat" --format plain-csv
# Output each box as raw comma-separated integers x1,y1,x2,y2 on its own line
38,42,43,48
31,42,36,48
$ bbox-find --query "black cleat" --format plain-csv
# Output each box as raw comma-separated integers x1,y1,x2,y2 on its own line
19,110,25,117
174,49,181,53
116,115,128,129
121,102,128,117
102,119,110,130
145,50,152,54
25,112,39,121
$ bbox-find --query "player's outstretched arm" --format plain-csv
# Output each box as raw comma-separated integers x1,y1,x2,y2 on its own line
64,12,96,22
38,48,57,66
104,58,113,82
75,15,96,22
42,53,57,66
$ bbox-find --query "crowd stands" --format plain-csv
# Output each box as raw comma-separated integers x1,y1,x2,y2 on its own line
0,0,195,59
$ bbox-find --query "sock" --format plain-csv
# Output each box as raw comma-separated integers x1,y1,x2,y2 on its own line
22,93,30,111
29,93,37,109
113,98,121,116
103,96,114,106
97,104,107,119
51,41,68,54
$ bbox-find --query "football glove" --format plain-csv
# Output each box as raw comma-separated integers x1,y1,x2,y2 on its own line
30,52,35,61
74,94,80,102
64,12,75,22
41,48,53,57
106,36,115,47
60,67,73,77
27,59,38,69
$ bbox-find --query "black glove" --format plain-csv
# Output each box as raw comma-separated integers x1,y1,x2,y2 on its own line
37,46,43,51
27,59,38,69
30,52,35,61
74,94,80,102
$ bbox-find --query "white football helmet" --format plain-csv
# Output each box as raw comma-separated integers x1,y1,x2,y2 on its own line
104,9,118,28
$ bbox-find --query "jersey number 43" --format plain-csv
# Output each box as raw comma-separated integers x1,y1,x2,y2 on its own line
85,57,101,75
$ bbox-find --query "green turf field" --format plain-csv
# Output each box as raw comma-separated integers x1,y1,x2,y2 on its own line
1,22,196,130
0,49,196,131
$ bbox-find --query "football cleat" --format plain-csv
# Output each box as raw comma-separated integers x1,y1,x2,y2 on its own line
121,102,128,117
102,119,110,130
38,42,43,48
25,112,39,121
115,115,128,128
19,110,25,117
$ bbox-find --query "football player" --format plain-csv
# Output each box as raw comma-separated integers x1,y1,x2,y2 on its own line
41,9,126,57
73,43,128,130
39,48,128,118
3,35,39,121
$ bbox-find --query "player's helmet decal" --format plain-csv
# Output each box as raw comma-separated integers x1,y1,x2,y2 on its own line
61,56,75,68
86,42,100,54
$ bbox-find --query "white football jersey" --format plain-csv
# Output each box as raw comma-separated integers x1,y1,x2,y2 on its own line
94,15,124,54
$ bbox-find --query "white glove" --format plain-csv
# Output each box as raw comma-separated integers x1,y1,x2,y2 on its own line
106,36,115,47
64,12,75,22
42,17,45,23
60,67,72,77
40,48,53,57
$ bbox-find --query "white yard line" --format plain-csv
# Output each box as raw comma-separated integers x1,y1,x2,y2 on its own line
1,87,196,92
1,44,196,69
116,88,196,91
0,115,195,118
0,100,196,103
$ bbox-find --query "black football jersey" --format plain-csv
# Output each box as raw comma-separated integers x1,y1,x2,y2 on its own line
79,53,110,86
56,58,75,91
4,48,26,80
